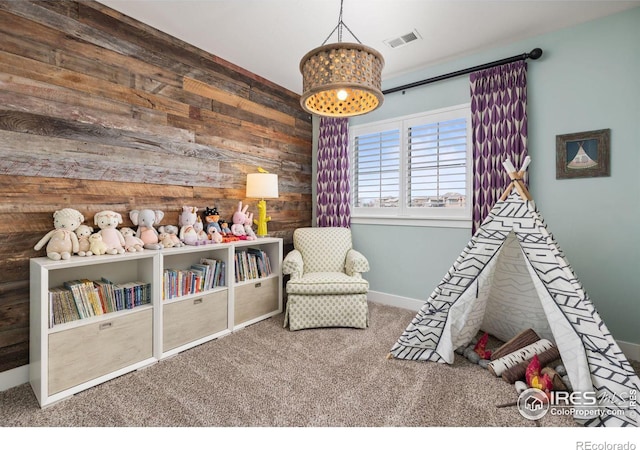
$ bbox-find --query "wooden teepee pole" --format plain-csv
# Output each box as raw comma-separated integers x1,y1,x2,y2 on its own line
499,156,532,201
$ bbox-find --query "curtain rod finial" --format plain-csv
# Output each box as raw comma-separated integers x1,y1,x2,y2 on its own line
529,48,543,60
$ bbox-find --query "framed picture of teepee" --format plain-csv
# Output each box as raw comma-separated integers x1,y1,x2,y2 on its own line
556,128,610,179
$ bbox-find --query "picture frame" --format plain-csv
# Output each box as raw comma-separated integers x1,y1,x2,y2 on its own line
556,128,610,179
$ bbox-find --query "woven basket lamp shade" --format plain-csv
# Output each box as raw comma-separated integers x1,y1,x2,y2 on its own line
300,42,384,117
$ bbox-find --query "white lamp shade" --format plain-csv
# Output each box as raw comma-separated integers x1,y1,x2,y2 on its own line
246,173,279,199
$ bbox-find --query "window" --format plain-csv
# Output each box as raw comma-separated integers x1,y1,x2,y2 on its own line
350,104,471,227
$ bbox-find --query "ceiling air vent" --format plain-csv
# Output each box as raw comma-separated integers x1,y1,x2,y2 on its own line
384,29,422,49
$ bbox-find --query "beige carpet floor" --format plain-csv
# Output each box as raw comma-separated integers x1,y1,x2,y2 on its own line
0,302,637,428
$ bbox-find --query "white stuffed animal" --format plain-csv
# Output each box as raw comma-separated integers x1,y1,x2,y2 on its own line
194,217,208,241
120,227,145,252
75,224,94,256
94,210,126,255
158,225,185,247
157,230,175,248
89,233,108,256
244,212,257,241
34,208,84,260
179,206,199,245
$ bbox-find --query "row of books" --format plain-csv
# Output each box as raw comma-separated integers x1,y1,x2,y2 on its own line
49,278,151,328
235,248,272,282
163,258,226,300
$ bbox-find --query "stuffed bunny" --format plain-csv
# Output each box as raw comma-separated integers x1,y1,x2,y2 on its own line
231,201,248,238
34,208,84,260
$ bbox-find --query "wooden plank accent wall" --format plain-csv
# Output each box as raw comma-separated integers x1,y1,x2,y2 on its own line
0,0,312,373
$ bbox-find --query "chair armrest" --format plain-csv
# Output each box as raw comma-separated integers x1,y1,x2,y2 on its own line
282,249,304,279
345,249,369,277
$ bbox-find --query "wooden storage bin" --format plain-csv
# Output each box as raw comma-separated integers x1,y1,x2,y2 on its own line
48,308,152,395
163,290,228,351
234,276,279,325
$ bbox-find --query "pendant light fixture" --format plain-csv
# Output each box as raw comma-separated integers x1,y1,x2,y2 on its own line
299,0,385,117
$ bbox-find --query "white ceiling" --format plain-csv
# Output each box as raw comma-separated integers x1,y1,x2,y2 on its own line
98,0,640,94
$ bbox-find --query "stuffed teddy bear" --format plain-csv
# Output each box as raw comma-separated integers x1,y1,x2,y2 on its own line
120,227,145,252
34,208,84,260
231,201,248,239
89,233,108,256
179,206,199,245
74,224,94,256
203,206,222,239
94,210,126,255
130,209,164,250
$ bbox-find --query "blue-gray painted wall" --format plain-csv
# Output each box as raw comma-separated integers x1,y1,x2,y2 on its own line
313,7,640,344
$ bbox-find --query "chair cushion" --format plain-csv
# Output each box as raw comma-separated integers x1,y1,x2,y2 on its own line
286,271,369,295
293,227,353,273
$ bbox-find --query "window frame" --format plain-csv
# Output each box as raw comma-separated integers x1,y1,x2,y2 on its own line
350,103,472,229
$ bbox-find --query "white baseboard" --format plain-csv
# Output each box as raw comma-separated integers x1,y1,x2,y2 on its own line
367,290,640,362
0,364,29,392
367,290,423,312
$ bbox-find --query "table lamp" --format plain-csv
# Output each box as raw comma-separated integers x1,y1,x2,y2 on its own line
246,169,279,237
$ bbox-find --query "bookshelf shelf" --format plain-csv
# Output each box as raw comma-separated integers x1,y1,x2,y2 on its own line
30,237,282,407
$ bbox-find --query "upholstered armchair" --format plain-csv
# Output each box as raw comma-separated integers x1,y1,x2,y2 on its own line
283,227,370,331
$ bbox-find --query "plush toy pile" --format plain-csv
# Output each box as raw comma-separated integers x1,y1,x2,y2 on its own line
34,204,260,260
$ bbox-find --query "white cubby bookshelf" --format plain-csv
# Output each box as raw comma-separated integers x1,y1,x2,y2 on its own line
30,237,282,407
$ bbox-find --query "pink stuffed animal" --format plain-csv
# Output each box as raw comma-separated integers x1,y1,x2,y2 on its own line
94,210,126,255
231,201,248,239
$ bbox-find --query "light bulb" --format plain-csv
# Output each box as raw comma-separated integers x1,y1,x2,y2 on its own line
336,89,348,101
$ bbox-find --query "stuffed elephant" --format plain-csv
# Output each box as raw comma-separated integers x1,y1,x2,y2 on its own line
129,209,164,250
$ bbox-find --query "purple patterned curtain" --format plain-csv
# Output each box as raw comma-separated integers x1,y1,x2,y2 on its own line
316,117,350,227
470,60,528,234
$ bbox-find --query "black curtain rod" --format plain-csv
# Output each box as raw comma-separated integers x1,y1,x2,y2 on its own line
382,48,543,95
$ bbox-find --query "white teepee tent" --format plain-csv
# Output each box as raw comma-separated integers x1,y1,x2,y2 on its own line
389,158,640,427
